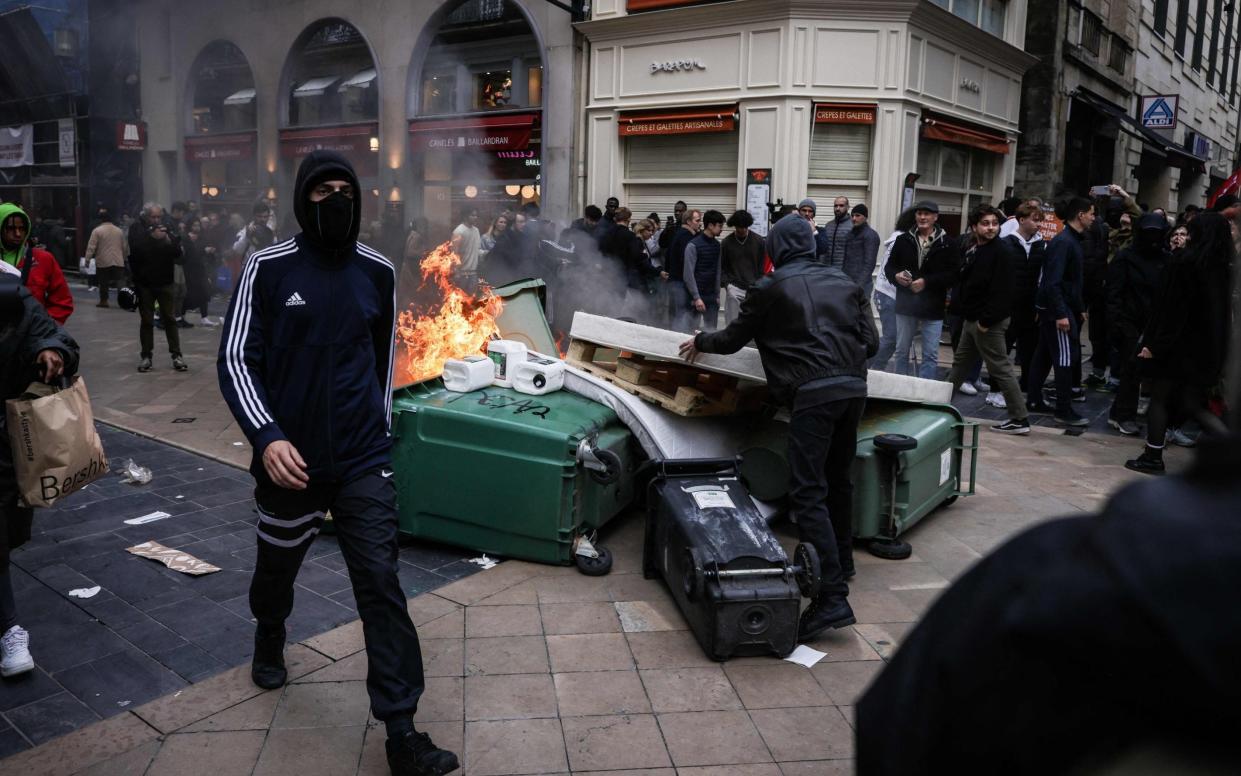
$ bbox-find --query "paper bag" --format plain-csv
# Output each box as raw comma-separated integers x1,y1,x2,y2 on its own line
5,376,109,508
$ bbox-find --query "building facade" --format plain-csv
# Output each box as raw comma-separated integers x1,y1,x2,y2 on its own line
123,0,581,236
579,0,1036,237
1130,0,1241,208
1014,0,1241,209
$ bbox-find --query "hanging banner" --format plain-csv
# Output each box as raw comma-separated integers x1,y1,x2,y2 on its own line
0,125,34,168
58,119,75,167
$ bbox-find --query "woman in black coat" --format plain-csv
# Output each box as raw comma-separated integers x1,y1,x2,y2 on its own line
1126,212,1233,474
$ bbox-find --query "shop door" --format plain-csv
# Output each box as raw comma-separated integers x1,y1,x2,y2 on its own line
624,132,739,221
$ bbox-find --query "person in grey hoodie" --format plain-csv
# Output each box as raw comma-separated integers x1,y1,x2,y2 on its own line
680,213,879,643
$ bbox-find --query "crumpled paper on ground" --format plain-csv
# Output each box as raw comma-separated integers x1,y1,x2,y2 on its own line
126,541,220,575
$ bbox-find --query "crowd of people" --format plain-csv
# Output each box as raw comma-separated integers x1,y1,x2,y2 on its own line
542,186,1233,476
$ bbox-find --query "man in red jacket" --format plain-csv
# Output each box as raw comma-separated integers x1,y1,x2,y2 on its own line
0,203,74,325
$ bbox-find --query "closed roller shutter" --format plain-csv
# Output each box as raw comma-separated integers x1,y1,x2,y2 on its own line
806,185,871,227
625,183,740,223
809,124,872,180
625,132,739,179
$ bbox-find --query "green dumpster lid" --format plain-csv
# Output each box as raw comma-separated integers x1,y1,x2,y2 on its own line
394,379,621,439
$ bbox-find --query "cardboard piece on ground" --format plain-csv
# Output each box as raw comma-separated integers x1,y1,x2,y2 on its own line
126,541,221,575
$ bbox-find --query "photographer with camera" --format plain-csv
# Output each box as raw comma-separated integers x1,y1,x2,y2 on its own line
128,202,186,373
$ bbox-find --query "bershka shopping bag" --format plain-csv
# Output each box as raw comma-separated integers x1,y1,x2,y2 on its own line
6,376,109,507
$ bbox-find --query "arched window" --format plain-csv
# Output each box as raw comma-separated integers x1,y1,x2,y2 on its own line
416,0,542,117
408,1,545,227
285,20,378,127
185,41,258,209
188,41,255,135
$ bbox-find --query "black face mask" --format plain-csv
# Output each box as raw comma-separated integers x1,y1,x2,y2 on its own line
309,191,354,249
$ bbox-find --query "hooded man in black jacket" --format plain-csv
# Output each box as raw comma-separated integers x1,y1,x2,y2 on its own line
680,213,878,641
1106,213,1169,435
217,151,458,776
128,202,185,372
947,205,1030,434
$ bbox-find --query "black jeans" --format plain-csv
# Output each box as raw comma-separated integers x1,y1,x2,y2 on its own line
136,283,182,359
1028,315,1080,413
1144,380,1204,447
250,468,424,722
1109,333,1141,422
786,396,865,601
1006,314,1039,392
97,266,125,304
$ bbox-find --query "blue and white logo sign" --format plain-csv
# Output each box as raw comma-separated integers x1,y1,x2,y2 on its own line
1140,95,1178,130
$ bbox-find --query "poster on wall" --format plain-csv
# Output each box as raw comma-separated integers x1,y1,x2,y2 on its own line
745,168,772,237
58,119,75,167
0,125,33,168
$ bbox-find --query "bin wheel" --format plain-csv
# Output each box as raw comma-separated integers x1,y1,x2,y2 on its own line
868,537,913,561
588,449,623,485
683,547,706,600
940,495,959,508
575,546,614,576
794,542,821,599
874,433,918,453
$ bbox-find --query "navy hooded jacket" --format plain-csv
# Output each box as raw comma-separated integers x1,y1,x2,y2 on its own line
217,151,396,483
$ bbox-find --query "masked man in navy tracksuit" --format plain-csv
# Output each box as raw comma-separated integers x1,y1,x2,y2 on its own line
217,151,458,776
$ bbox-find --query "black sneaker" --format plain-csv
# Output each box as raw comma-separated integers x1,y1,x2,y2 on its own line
1083,373,1107,389
137,357,152,373
387,730,460,776
1107,418,1140,436
1044,387,1087,403
992,418,1031,435
797,597,856,642
1026,400,1054,414
1054,410,1090,427
172,355,188,372
176,317,194,329
251,625,287,689
1124,448,1165,476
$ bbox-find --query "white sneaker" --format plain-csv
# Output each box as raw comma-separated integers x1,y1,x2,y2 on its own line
958,382,978,396
1166,427,1198,448
976,380,991,393
1,625,34,677
200,316,221,327
985,392,1007,409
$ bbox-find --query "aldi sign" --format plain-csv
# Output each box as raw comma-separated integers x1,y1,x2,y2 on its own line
1140,95,1178,130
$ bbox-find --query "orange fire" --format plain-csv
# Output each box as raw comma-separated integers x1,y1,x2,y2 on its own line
396,241,503,384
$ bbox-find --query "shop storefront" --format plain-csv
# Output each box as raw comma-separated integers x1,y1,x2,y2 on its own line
186,41,260,214
580,0,1034,236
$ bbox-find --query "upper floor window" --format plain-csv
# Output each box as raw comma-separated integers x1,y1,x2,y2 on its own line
930,0,1007,37
1081,10,1104,56
189,42,255,135
285,20,378,127
416,0,542,116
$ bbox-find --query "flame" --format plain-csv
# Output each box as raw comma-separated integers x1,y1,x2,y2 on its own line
396,241,503,384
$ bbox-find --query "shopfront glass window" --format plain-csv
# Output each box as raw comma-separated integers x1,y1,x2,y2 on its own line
416,0,541,116
969,150,993,191
285,20,377,127
475,69,514,109
916,140,940,185
189,42,255,135
939,145,968,189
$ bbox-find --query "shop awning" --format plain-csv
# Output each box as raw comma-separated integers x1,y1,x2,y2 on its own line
340,68,377,90
1072,89,1206,173
814,103,876,124
409,112,539,152
921,113,1010,154
223,88,256,106
279,124,378,176
618,105,738,136
184,132,256,162
293,76,340,97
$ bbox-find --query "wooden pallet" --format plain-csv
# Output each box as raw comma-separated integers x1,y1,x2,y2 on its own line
566,339,765,417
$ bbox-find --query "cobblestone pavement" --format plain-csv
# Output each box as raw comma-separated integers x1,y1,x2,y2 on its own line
0,284,1186,773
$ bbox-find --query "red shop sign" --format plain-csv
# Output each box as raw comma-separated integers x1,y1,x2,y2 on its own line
814,103,876,125
409,113,538,152
117,121,147,151
185,132,256,162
